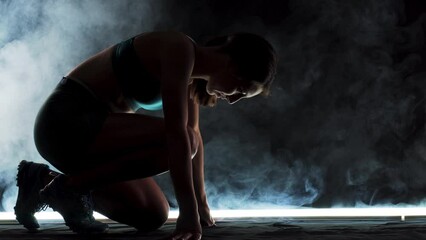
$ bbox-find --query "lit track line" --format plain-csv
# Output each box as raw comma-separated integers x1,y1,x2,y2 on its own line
1,208,426,221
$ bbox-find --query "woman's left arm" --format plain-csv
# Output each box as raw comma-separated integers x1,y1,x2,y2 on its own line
187,93,216,227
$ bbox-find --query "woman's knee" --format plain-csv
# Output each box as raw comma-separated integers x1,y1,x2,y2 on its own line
132,207,169,232
96,199,169,232
114,201,169,232
93,179,170,231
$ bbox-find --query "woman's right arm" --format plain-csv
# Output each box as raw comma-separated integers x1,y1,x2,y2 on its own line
159,32,201,239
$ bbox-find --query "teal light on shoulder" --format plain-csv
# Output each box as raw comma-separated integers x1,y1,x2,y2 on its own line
137,99,163,111
127,95,163,111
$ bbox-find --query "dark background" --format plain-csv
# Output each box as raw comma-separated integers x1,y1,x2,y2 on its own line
1,0,426,211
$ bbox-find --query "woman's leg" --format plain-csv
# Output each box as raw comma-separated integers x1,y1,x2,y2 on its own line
62,112,169,190
51,112,196,231
92,178,170,231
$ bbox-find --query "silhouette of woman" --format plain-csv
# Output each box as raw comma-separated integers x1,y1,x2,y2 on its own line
14,31,277,239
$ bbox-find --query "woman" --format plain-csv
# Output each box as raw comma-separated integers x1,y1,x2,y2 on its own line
14,31,277,239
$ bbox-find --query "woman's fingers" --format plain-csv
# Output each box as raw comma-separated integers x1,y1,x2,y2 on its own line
203,222,217,228
170,233,183,240
199,208,216,227
178,233,193,240
169,232,201,240
186,232,202,240
200,218,216,228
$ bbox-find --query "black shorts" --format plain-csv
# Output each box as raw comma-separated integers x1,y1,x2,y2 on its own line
34,77,110,172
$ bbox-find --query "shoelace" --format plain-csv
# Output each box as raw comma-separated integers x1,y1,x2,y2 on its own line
43,176,96,220
80,194,94,213
36,203,48,212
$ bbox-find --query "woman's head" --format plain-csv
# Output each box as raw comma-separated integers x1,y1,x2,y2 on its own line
190,32,278,106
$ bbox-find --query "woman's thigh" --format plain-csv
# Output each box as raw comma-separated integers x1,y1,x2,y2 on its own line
81,114,171,231
87,112,167,157
85,112,198,167
92,177,170,231
50,112,168,174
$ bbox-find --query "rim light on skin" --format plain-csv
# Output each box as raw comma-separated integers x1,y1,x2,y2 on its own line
208,81,264,104
1,208,426,221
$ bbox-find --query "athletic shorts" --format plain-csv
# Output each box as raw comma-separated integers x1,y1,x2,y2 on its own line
34,77,110,172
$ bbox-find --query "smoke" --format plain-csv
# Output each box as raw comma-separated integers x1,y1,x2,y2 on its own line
0,0,164,211
187,0,426,208
162,0,426,209
1,0,426,212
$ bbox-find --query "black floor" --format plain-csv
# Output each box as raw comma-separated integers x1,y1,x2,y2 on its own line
1,218,426,240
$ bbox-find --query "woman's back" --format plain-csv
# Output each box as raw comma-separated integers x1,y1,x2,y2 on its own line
66,31,183,112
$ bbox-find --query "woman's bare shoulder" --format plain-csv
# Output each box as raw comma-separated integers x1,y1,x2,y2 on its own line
148,30,193,39
134,31,194,48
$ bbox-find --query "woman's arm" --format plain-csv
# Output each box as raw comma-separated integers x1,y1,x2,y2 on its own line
192,133,215,226
187,94,215,227
160,32,201,237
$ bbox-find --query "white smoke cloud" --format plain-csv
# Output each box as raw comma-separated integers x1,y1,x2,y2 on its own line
1,0,426,213
0,0,162,211
178,0,426,208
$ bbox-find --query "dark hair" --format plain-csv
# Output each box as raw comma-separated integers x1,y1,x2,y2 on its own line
189,32,278,107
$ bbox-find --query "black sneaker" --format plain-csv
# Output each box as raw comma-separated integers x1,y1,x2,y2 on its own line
39,174,109,234
14,160,50,231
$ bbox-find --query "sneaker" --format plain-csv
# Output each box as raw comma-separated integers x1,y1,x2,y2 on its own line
14,160,50,231
39,174,109,234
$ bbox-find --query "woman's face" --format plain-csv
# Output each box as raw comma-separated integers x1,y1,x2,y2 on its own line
206,62,263,104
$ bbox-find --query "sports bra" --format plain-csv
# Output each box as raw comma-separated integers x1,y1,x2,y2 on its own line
111,33,196,111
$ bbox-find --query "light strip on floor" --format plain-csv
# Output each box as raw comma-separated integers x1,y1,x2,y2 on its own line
1,208,426,221
169,208,426,219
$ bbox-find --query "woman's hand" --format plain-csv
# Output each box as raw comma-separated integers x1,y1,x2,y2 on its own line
168,230,201,240
166,215,202,240
199,205,216,227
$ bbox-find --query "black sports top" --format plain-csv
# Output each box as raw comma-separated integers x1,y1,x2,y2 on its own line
111,33,196,111
111,35,162,111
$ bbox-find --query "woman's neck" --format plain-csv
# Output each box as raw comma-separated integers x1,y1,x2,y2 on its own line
191,46,229,81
